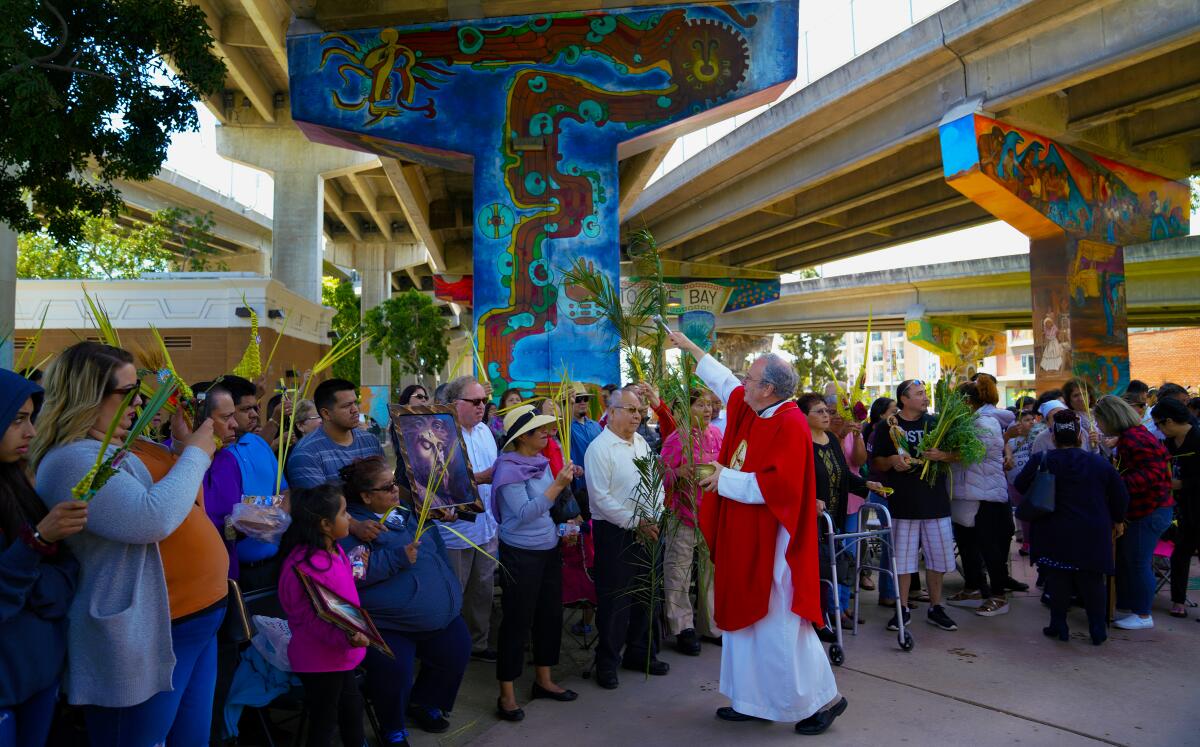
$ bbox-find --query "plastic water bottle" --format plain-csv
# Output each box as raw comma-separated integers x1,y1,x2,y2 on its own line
557,523,580,537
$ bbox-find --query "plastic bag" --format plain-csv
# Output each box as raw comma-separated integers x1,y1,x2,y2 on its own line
250,615,292,672
231,495,291,544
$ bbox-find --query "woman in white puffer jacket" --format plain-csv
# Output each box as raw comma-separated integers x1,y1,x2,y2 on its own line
948,378,1017,617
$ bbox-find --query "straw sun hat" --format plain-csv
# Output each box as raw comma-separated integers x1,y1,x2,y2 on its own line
502,404,557,450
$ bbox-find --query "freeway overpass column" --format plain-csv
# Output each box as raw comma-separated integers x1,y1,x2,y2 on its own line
0,223,15,368
939,113,1190,395
216,125,376,303
355,243,391,394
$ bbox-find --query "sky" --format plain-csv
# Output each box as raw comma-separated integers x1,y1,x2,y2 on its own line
161,0,1192,281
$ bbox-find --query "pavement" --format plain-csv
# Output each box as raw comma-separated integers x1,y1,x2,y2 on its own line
405,553,1200,747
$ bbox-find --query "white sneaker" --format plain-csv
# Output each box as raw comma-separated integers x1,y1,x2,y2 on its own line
1113,614,1154,630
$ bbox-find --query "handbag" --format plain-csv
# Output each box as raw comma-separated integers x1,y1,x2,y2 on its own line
550,490,581,524
1015,452,1056,521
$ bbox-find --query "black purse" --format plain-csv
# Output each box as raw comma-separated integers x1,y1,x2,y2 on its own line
1016,452,1056,521
550,492,581,524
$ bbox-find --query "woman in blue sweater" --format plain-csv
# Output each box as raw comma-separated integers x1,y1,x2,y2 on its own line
492,405,578,722
338,456,470,747
0,368,85,747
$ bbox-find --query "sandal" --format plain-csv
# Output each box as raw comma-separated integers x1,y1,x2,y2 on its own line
1169,606,1188,618
859,574,875,591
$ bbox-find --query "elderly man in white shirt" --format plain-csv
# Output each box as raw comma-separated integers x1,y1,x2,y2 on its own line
438,376,500,661
585,385,667,690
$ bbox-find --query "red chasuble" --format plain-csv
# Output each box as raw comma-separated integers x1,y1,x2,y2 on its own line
699,386,822,630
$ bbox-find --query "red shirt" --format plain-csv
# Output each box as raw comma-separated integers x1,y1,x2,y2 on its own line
1116,425,1174,520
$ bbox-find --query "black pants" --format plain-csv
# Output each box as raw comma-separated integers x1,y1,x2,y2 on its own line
1042,567,1107,641
296,670,365,747
592,519,662,674
952,522,986,592
975,501,1015,597
497,543,563,682
1170,507,1198,604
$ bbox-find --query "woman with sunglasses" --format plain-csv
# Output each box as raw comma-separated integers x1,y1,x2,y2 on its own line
338,456,470,744
29,342,219,746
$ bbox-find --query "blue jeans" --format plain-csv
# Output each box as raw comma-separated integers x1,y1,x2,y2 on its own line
1116,506,1172,616
365,616,471,743
869,493,898,601
84,604,224,747
0,680,59,747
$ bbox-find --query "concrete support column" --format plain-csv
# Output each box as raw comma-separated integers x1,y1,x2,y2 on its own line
216,124,376,303
357,244,391,390
0,223,15,369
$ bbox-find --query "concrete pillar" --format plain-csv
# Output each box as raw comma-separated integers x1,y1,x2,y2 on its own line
357,244,391,390
939,111,1189,394
216,124,375,303
0,223,15,369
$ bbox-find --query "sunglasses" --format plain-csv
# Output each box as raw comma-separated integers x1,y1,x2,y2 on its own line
574,396,590,404
458,397,488,407
108,384,142,398
897,379,924,399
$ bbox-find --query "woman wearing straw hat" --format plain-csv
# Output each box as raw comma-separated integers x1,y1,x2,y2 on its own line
492,405,579,721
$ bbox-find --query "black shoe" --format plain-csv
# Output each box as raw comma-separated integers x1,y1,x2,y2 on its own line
622,657,669,676
531,682,578,702
407,704,450,733
1003,578,1030,592
495,698,525,722
675,628,701,656
795,697,848,735
814,623,838,643
716,707,765,722
1042,625,1069,642
471,648,498,663
595,669,619,689
701,635,723,646
885,607,911,632
926,605,958,631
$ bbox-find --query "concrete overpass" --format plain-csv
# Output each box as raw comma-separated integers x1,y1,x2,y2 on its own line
718,235,1200,335
625,0,1200,272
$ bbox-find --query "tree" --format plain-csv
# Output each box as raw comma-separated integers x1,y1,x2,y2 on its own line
363,290,449,379
322,276,361,385
781,331,846,392
1,0,225,244
17,207,224,278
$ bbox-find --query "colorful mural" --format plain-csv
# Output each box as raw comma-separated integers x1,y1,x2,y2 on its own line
287,3,799,390
905,315,1007,382
939,113,1190,394
619,273,780,351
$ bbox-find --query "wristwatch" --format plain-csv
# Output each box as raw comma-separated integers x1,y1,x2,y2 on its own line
32,529,52,546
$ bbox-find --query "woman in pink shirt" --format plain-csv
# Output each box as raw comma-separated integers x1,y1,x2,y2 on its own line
278,484,369,747
661,389,723,656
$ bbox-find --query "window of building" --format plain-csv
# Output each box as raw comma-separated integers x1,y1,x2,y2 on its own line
1020,354,1035,376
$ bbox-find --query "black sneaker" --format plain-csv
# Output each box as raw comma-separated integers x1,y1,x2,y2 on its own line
885,607,911,631
926,605,958,631
1003,577,1030,592
471,648,498,663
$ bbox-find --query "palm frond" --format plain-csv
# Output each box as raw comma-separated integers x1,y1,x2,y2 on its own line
82,287,121,347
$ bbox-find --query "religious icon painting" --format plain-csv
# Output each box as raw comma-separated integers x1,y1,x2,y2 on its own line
388,404,483,513
295,568,393,658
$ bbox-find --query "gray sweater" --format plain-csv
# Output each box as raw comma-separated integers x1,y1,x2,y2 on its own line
36,439,210,707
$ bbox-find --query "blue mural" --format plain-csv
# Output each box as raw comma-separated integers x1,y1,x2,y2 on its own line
287,2,798,389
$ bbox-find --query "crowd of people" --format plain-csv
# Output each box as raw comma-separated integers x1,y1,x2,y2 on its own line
1,337,1197,746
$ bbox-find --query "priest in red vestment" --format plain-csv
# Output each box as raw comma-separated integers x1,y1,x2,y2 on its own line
669,330,847,736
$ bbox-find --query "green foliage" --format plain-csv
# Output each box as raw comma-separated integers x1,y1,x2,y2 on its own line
363,289,449,379
17,207,224,278
781,332,846,392
0,0,226,244
918,378,986,486
321,277,361,385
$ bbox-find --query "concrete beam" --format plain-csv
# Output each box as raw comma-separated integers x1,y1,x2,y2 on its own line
194,0,277,123
381,158,446,272
323,185,363,241
628,0,1200,249
238,0,290,72
345,173,394,241
618,143,671,221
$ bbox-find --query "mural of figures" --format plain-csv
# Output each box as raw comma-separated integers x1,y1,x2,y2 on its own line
940,113,1190,395
287,3,798,391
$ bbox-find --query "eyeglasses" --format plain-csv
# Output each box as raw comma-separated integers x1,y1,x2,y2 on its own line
367,479,399,493
611,406,640,415
458,397,488,407
411,393,429,401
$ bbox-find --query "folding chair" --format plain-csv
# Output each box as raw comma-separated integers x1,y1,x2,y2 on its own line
562,601,599,678
1153,539,1174,596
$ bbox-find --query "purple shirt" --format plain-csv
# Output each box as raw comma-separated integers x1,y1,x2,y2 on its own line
203,448,244,579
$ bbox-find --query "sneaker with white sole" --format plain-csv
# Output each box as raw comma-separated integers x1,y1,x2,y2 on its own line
1113,614,1154,630
926,605,958,631
946,590,984,608
974,598,1010,617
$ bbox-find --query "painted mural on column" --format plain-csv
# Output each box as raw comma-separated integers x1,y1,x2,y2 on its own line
287,3,798,391
939,113,1190,394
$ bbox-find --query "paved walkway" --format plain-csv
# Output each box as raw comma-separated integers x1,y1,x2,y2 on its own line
412,556,1200,747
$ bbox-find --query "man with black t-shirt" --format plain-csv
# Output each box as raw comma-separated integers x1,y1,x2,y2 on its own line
870,380,959,632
